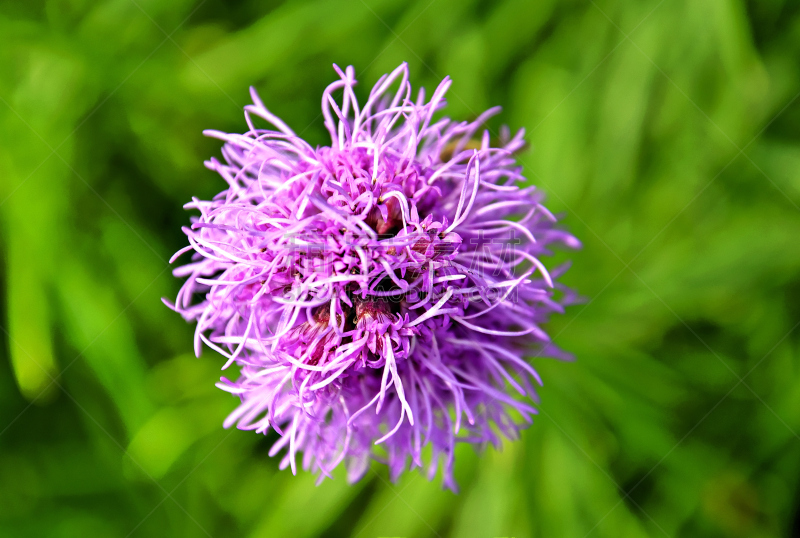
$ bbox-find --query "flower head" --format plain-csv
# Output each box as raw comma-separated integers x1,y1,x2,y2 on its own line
167,63,580,490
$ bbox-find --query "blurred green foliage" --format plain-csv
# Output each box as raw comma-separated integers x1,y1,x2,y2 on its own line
2,0,800,536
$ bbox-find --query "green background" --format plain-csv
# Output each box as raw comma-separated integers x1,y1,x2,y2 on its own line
2,0,799,536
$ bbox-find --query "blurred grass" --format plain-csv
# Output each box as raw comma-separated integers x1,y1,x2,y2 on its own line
2,0,800,536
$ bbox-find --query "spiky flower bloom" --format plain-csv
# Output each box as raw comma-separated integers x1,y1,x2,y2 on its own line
167,63,579,490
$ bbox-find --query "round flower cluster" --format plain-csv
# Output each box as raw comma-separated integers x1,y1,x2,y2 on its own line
167,63,579,490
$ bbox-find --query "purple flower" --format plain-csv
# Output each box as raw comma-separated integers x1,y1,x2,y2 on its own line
166,63,580,490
